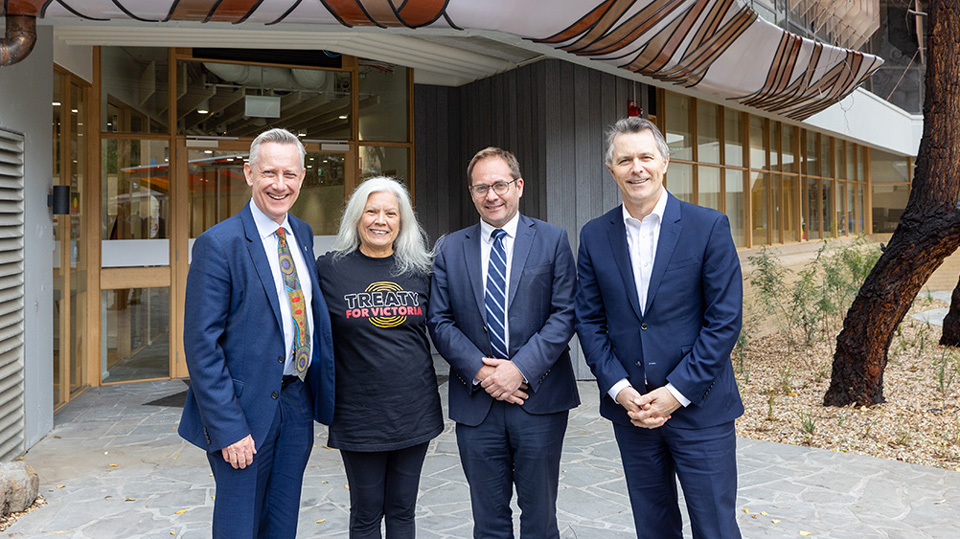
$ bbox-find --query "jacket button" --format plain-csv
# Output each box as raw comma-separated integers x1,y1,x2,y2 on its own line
641,323,648,330
636,361,642,367
277,356,284,363
271,391,279,399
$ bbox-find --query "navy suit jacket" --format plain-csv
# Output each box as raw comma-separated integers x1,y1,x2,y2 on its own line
576,194,744,429
428,215,580,426
179,204,336,452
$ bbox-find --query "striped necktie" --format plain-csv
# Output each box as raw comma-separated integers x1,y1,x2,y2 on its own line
485,228,508,359
276,227,310,380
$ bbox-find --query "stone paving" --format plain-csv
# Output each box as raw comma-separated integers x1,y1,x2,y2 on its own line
7,379,960,538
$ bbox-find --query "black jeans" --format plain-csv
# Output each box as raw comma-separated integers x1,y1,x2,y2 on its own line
340,442,430,539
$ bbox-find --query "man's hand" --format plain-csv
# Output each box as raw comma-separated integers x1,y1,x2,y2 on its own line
479,357,527,404
614,385,644,414
221,434,256,469
628,387,681,429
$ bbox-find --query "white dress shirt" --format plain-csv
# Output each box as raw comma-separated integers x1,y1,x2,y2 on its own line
249,200,314,376
608,190,690,407
479,213,519,355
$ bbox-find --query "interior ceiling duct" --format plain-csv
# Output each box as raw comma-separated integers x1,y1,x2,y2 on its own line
202,63,328,90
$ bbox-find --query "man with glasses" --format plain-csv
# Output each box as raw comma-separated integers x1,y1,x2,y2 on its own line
428,146,579,538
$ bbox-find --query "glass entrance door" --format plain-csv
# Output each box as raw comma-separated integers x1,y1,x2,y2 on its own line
100,138,172,383
53,70,90,407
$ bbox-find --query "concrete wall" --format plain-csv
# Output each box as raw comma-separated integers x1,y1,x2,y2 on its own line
0,26,55,448
806,87,923,158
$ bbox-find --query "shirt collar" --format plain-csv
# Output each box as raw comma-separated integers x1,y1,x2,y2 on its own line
622,188,668,226
249,199,292,240
480,212,521,243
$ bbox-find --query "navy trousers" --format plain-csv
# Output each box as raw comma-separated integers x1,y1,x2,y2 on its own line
456,400,568,539
206,379,314,539
613,420,740,539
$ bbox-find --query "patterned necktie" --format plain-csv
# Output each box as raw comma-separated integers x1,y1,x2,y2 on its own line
484,228,508,359
276,227,310,380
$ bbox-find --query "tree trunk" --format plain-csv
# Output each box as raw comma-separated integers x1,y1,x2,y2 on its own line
824,0,960,407
940,275,960,346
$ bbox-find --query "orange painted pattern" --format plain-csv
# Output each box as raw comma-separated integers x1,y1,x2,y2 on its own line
324,0,445,27
735,34,879,120
209,0,263,22
167,0,220,21
534,0,620,45
397,0,447,26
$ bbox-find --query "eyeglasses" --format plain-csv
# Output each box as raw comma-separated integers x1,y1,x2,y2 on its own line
469,178,518,198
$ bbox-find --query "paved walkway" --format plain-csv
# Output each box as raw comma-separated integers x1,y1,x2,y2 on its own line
8,379,960,538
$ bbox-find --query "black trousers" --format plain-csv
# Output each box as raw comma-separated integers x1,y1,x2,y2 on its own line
340,442,430,539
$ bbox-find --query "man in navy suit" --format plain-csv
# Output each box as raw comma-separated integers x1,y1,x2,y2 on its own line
178,128,335,538
576,118,743,538
428,147,579,539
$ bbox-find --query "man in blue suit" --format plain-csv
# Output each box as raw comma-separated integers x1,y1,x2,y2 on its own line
576,118,743,538
428,147,579,539
178,128,335,539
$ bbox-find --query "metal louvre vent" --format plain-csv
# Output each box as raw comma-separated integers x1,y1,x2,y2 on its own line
0,129,25,461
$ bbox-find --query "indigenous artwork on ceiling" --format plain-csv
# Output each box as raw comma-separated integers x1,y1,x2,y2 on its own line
10,0,882,120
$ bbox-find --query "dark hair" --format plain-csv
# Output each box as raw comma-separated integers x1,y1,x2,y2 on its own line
604,118,669,165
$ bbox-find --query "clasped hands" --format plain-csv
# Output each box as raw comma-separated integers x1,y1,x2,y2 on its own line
616,386,681,429
477,357,529,405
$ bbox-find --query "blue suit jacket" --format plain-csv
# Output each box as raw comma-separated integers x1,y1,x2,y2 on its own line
428,214,580,426
576,194,743,429
179,204,336,452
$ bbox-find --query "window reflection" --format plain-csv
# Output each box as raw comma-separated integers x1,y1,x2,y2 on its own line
359,62,408,142
176,61,352,139
101,47,169,134
102,287,169,383
360,146,408,183
101,139,170,267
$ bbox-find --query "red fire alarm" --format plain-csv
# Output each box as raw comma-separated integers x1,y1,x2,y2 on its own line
628,100,642,117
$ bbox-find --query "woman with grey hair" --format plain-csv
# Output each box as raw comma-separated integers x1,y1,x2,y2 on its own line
315,176,443,538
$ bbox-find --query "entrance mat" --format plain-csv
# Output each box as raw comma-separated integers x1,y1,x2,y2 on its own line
144,380,190,408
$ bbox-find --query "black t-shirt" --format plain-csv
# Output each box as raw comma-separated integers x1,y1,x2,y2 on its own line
316,250,443,451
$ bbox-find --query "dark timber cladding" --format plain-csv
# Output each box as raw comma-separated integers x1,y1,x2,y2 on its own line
415,59,645,242
414,59,646,379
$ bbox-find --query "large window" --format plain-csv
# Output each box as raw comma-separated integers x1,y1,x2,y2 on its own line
871,149,912,233
658,89,872,248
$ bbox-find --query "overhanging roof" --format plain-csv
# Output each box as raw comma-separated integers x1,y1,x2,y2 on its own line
6,0,884,120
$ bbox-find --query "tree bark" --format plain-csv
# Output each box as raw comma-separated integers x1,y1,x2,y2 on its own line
940,276,960,346
824,0,960,407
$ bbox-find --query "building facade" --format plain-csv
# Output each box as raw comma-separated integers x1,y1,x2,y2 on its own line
0,0,926,457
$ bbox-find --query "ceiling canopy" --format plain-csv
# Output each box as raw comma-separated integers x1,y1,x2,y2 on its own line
4,0,884,120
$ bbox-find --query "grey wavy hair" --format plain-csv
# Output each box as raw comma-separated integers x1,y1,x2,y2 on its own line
333,176,433,275
248,127,306,170
604,117,670,165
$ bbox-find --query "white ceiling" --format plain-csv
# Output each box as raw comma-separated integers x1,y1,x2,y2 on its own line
50,21,544,87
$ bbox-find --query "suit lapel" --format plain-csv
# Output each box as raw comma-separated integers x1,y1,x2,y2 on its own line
507,216,535,311
463,224,485,317
644,194,682,315
606,207,642,321
241,205,284,331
